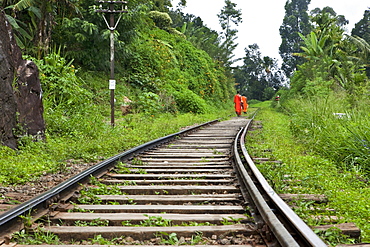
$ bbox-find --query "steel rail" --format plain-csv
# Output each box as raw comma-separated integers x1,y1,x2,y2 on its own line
235,117,327,246
233,128,300,246
0,119,218,236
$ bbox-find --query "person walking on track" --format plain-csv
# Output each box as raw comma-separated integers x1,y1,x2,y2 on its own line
241,95,248,114
234,91,242,117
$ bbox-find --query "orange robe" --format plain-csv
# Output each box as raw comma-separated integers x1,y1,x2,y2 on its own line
241,96,248,113
234,94,242,116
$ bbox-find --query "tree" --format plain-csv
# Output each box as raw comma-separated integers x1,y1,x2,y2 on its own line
234,44,282,101
291,8,370,103
151,0,172,12
174,0,187,9
50,0,149,72
169,10,230,64
279,0,312,78
4,0,80,58
184,19,223,60
217,0,242,66
352,8,370,77
311,6,348,27
352,8,370,42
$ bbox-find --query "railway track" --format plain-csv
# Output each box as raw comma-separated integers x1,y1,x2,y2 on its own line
0,115,329,246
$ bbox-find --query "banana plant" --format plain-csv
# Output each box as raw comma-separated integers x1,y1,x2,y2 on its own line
5,0,80,58
296,32,329,61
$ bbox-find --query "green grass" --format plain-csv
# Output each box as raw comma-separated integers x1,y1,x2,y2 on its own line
0,110,233,185
283,94,370,172
247,101,370,246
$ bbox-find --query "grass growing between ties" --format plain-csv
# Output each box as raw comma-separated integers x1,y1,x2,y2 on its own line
77,176,125,204
247,101,370,246
156,232,206,245
113,161,147,174
12,228,62,245
74,218,110,227
120,214,216,227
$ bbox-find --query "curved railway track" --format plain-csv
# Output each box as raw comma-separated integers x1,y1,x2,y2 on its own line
0,115,329,246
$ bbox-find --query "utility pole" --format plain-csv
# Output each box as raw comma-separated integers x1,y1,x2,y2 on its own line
95,0,128,126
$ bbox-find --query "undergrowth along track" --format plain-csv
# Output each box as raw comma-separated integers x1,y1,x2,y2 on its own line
0,116,327,246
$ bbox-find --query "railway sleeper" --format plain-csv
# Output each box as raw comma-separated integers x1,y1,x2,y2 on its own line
115,168,233,173
48,212,250,226
105,173,233,179
173,141,234,145
279,193,328,203
0,204,14,213
184,133,236,136
57,204,246,214
186,132,238,135
184,135,235,139
110,185,240,195
166,139,236,143
253,158,283,165
137,158,230,163
281,194,361,240
40,225,257,241
164,144,231,149
108,173,234,179
90,194,242,205
122,162,231,166
140,153,229,158
101,179,234,185
314,222,361,239
150,148,230,153
309,215,345,224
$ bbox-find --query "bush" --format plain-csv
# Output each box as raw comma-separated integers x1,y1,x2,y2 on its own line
25,51,106,138
133,92,162,114
173,90,208,114
27,51,93,109
148,11,173,29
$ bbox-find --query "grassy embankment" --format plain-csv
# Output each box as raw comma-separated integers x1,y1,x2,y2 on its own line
248,101,370,246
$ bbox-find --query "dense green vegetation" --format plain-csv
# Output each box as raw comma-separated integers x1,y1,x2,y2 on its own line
1,1,370,244
275,7,370,176
249,101,370,245
0,0,239,184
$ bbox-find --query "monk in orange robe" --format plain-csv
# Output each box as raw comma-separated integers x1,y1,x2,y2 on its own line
241,96,248,113
233,92,242,117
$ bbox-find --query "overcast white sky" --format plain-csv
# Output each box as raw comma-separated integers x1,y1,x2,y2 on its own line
171,0,369,66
